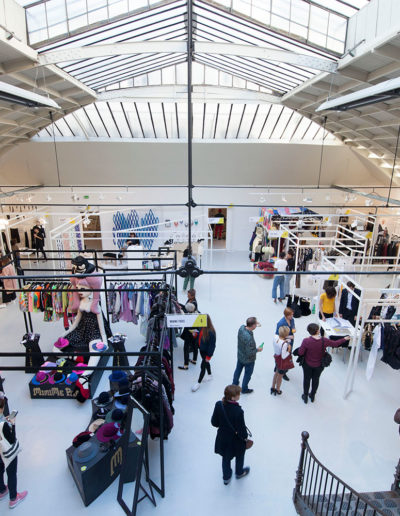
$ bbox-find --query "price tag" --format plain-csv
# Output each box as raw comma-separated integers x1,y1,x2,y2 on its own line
166,314,207,328
208,218,224,224
281,230,289,238
328,274,339,280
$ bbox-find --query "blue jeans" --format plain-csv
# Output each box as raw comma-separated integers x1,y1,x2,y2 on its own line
272,275,285,299
222,452,245,481
232,361,255,392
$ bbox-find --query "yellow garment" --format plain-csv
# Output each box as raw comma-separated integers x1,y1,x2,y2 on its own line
320,293,335,314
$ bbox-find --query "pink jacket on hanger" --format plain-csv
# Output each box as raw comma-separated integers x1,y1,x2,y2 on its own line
1,264,17,291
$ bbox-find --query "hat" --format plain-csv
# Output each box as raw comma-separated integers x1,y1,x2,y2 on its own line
72,363,87,375
54,337,69,349
117,378,129,390
96,423,123,443
41,361,57,373
75,356,84,364
32,371,49,385
108,371,127,382
114,386,130,398
56,358,66,367
66,372,79,385
73,431,93,448
73,441,99,463
49,372,66,384
93,391,112,407
90,340,108,352
88,419,105,433
105,409,124,424
185,302,196,313
94,406,111,419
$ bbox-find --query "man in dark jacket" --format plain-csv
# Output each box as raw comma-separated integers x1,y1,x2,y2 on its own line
339,281,361,326
232,317,263,394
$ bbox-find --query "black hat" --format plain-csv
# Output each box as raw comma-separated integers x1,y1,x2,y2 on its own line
114,386,130,398
73,431,92,448
94,391,112,407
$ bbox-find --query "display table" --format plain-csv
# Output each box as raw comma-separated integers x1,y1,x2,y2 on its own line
66,433,140,506
29,346,113,399
320,317,354,362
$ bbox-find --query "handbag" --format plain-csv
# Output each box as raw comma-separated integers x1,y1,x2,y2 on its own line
274,342,294,370
219,401,253,450
321,338,332,368
0,422,21,468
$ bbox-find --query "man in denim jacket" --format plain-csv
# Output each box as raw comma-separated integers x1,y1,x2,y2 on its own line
232,317,263,394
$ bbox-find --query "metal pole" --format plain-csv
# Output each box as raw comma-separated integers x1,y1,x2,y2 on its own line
187,0,194,255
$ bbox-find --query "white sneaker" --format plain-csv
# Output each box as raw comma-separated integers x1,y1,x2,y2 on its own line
204,374,213,382
191,383,200,392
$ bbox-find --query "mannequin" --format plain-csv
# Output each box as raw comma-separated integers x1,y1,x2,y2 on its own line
53,274,112,401
251,226,265,262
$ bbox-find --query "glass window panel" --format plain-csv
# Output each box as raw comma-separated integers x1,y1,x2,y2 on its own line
290,22,308,39
46,0,67,27
204,67,219,86
291,1,309,26
192,63,204,84
73,112,98,138
135,102,155,138
192,103,204,139
162,102,177,138
270,13,289,32
247,104,270,138
26,4,47,32
309,5,329,34
232,0,251,17
303,121,321,140
63,113,84,137
148,70,162,85
251,6,270,25
291,117,313,140
124,103,145,137
328,13,347,39
129,0,148,9
327,37,344,53
54,119,73,137
232,77,246,88
134,74,148,86
269,108,292,139
214,103,231,138
237,104,258,138
107,102,132,138
219,72,232,87
69,15,89,31
202,103,217,139
162,66,176,84
83,104,109,137
66,0,87,19
280,112,302,140
109,0,129,18
176,63,186,84
28,29,49,45
308,30,327,48
149,103,166,138
177,103,188,139
259,104,281,139
225,104,244,139
271,0,290,18
95,103,120,137
120,79,134,88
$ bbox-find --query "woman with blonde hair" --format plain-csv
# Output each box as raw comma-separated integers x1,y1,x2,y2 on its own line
271,326,292,396
211,385,250,485
191,315,216,392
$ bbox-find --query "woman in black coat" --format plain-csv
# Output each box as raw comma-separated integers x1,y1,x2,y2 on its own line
211,385,250,485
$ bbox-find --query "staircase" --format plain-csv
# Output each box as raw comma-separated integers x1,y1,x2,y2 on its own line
293,432,400,516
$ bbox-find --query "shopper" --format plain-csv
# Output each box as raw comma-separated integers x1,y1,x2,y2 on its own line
192,315,216,392
211,385,250,485
297,323,350,403
319,286,337,321
186,288,198,311
33,227,46,261
178,303,199,370
284,249,295,297
181,248,196,291
213,209,225,240
272,251,288,303
275,307,295,381
232,317,263,394
271,326,292,396
0,398,28,509
11,240,23,276
339,281,360,326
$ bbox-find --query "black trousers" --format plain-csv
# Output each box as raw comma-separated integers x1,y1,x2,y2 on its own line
183,337,198,366
341,308,356,326
302,363,324,396
319,312,333,337
0,456,17,500
198,350,211,383
36,245,47,260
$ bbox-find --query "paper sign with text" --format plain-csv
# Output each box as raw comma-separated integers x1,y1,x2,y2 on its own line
166,314,208,328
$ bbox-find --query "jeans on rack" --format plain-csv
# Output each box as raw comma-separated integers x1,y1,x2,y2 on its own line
272,275,285,299
232,360,255,392
222,451,245,481
0,456,17,500
198,350,211,383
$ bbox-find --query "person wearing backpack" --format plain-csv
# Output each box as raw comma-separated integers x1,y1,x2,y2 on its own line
211,385,250,485
297,323,350,404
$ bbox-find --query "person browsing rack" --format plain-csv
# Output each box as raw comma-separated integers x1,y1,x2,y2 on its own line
272,252,288,303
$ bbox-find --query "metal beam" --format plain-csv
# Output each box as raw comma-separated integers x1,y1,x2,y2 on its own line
97,85,281,104
38,41,337,72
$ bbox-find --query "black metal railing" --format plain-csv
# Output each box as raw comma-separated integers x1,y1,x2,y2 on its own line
293,432,387,515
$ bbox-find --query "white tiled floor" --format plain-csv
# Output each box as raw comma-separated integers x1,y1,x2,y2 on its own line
0,251,399,515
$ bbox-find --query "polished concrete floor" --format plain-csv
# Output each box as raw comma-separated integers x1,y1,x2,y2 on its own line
0,251,399,515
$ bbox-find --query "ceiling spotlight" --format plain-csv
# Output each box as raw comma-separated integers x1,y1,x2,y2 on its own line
325,194,331,201
83,215,91,227
259,196,266,204
282,195,287,202
116,195,123,201
46,194,52,201
72,194,80,202
344,194,350,202
365,198,373,206
303,197,312,203
27,196,33,203
99,194,105,201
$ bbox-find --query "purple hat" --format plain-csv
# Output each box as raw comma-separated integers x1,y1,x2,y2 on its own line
66,372,79,385
49,372,66,384
96,423,123,443
32,371,49,385
91,340,108,352
72,363,87,375
40,361,57,373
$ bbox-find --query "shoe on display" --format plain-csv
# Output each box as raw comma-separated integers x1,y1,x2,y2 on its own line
0,486,8,500
223,477,232,485
9,491,28,509
191,383,200,392
204,374,213,382
301,394,308,404
236,467,250,479
242,389,254,394
283,374,290,381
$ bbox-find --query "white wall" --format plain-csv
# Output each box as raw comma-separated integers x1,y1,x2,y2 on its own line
0,140,386,187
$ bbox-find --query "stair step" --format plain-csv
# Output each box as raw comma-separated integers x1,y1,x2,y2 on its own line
312,490,400,515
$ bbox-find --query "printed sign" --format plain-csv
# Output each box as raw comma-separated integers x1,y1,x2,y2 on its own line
328,274,339,280
268,230,284,238
166,314,208,328
249,216,263,223
208,218,224,224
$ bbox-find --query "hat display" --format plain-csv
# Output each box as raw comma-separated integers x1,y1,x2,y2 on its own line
105,409,124,424
54,337,69,349
117,378,129,390
66,372,79,385
40,361,57,373
108,371,127,382
56,358,66,367
91,341,108,352
31,371,49,385
96,423,123,443
72,363,87,375
93,391,112,407
88,419,105,433
73,441,99,463
49,372,66,384
94,406,111,419
72,431,93,448
114,386,130,398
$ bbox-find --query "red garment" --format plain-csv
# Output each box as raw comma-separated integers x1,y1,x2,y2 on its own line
298,336,348,368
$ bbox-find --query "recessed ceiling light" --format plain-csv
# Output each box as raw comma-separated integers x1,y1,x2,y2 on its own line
259,196,266,204
303,197,312,203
